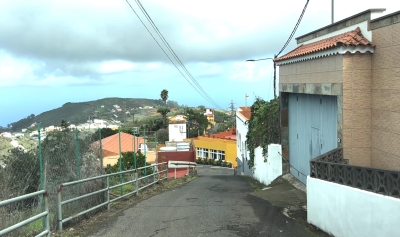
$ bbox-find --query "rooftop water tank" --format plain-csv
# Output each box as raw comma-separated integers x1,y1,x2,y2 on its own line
160,147,177,152
176,143,190,151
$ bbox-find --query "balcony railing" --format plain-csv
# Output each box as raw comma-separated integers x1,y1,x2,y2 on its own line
310,148,400,199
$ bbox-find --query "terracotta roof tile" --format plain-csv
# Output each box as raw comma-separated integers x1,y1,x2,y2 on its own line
95,132,145,157
238,107,251,121
275,27,374,62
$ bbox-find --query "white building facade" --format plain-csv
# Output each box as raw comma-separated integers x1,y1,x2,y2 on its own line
168,123,187,142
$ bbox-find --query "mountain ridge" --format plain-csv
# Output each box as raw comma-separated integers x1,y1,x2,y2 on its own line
7,97,179,131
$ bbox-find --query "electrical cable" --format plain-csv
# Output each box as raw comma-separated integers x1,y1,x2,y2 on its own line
276,0,310,57
125,0,224,110
134,0,223,110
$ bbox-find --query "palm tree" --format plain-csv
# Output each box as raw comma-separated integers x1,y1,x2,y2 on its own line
157,107,170,125
160,89,169,106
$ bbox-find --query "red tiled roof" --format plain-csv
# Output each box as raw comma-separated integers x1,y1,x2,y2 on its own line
238,107,251,121
274,27,374,62
94,132,145,157
210,128,237,140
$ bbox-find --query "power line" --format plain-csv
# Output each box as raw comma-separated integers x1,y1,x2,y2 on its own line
125,0,224,110
276,0,310,57
134,0,223,110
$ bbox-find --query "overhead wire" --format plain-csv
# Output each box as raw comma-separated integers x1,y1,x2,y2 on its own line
125,0,224,110
276,0,310,57
134,0,223,110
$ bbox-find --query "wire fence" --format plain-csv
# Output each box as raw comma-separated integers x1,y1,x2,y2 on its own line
0,124,161,236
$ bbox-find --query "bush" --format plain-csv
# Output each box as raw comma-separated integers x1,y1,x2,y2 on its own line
196,158,202,164
217,160,222,166
105,152,153,176
213,159,218,166
222,161,228,167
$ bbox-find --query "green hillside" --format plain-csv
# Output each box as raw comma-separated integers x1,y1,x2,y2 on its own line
8,98,174,131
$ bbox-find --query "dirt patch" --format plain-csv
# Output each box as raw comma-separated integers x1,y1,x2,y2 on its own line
50,176,197,237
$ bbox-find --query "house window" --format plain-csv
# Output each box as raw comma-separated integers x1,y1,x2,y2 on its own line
210,149,225,160
196,148,209,159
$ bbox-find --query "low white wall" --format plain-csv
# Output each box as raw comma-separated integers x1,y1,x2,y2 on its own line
253,144,282,186
307,177,400,237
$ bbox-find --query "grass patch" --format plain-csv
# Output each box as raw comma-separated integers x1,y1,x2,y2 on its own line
244,176,266,191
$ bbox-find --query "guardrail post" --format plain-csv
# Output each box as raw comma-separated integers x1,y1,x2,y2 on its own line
174,168,176,179
135,171,139,196
106,176,110,211
44,192,50,237
153,165,156,184
57,185,63,231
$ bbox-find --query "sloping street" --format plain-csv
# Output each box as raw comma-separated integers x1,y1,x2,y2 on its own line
88,166,327,237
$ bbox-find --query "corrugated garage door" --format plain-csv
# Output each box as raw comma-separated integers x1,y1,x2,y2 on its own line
288,93,338,184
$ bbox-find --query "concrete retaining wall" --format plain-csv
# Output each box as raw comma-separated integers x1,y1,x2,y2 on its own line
307,176,400,237
253,144,282,186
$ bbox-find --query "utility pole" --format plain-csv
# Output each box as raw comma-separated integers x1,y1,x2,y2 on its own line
332,0,334,24
229,100,236,118
273,55,277,99
245,94,249,107
229,100,236,128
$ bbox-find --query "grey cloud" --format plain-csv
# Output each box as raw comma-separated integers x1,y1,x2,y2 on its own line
0,0,327,66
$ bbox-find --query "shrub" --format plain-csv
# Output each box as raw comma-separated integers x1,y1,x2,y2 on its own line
216,160,222,166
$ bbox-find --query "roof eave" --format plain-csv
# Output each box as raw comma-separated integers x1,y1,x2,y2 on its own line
275,45,375,66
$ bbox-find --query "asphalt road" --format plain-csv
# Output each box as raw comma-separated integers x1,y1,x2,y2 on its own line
89,166,322,237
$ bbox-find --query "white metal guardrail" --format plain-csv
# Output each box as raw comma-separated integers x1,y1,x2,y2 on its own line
168,161,197,179
57,162,168,231
0,190,50,237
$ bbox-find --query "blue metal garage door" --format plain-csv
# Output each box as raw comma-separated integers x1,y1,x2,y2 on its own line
288,93,338,184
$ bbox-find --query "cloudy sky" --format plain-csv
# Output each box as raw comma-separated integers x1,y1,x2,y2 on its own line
0,0,399,126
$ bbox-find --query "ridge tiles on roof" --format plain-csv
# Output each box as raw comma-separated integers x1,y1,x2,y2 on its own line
274,27,374,62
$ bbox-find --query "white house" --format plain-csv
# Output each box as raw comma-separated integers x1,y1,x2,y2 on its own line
168,122,187,142
236,107,252,176
0,132,12,138
14,133,24,138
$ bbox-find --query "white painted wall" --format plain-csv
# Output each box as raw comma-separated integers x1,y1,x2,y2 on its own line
168,123,187,142
253,144,282,186
236,110,253,176
307,177,400,237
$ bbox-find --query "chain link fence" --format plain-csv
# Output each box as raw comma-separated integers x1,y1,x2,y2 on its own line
0,125,163,236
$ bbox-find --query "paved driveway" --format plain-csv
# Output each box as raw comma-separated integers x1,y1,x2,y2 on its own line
89,166,325,237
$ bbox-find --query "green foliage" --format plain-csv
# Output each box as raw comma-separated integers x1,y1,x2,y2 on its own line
9,98,166,130
8,114,35,131
60,119,70,130
130,116,168,132
186,108,209,138
157,107,170,125
160,89,169,105
246,97,280,168
213,110,231,123
91,128,118,141
156,128,169,144
105,151,153,175
1,148,40,208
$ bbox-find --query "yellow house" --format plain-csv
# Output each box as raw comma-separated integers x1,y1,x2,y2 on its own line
186,128,237,166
